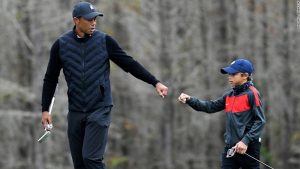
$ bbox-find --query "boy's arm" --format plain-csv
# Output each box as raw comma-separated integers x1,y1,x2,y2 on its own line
186,94,226,113
241,92,266,145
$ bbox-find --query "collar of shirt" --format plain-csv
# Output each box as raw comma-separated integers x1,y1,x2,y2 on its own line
72,26,91,42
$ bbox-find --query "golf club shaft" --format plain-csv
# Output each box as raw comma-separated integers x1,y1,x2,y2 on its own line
37,131,51,142
245,153,274,169
38,96,55,143
48,96,55,115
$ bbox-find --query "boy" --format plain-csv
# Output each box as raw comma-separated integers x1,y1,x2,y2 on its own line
178,58,266,169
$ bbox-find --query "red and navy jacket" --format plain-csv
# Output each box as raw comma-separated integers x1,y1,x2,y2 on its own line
186,81,266,146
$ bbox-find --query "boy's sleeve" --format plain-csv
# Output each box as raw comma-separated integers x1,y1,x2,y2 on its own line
186,93,227,113
241,90,266,145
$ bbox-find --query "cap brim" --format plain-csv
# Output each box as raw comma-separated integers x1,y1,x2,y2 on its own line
220,67,239,74
83,12,103,20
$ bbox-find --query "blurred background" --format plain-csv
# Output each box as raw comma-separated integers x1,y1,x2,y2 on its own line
0,0,299,169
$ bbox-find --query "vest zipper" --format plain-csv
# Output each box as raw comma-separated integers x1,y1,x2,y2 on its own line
82,47,85,80
81,43,86,112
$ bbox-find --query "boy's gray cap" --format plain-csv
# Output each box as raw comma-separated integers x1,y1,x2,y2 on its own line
72,2,103,20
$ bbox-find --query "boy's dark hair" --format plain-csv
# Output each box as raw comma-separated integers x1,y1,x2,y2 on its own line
247,76,252,81
241,72,252,81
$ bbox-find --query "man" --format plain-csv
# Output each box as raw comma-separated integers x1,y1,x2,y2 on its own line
41,2,168,169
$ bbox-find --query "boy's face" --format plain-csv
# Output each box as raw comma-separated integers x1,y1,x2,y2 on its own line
227,72,249,87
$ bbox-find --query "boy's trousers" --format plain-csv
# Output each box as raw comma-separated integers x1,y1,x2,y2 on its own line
67,106,112,169
222,140,261,169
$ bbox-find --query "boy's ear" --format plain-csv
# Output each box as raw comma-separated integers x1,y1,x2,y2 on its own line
242,73,249,78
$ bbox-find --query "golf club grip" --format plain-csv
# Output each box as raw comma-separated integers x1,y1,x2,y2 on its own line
48,97,55,115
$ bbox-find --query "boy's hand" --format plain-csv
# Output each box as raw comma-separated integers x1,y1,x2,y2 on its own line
235,141,248,154
178,93,191,104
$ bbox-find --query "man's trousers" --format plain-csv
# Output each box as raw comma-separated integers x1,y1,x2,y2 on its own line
67,106,112,169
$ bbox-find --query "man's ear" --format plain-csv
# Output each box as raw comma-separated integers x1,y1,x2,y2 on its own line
73,17,78,25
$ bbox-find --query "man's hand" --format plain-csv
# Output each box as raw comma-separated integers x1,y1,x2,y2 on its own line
42,111,53,131
178,93,191,104
235,141,248,154
155,82,168,98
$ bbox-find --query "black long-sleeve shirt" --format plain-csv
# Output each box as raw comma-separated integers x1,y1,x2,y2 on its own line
42,33,159,111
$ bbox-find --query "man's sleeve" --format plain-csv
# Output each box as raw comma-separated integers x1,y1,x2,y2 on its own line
41,40,62,112
186,93,227,113
106,35,159,87
241,90,266,145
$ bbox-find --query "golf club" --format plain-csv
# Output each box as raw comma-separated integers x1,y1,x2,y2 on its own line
226,147,274,169
37,96,55,143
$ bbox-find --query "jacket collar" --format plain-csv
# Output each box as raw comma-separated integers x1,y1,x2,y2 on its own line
232,81,253,95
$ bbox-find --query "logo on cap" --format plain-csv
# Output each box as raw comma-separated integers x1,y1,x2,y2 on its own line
220,58,254,74
90,4,94,10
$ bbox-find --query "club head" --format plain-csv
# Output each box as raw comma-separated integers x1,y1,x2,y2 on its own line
38,131,51,143
226,147,236,158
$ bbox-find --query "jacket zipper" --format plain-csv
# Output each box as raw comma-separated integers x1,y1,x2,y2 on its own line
229,96,236,145
231,96,236,112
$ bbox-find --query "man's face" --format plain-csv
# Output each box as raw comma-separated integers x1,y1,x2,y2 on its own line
227,72,248,87
73,17,97,36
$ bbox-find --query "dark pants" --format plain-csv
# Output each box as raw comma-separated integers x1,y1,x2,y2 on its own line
222,141,261,169
67,106,112,169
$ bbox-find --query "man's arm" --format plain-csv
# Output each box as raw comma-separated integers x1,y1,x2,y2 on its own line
106,35,167,97
41,39,62,129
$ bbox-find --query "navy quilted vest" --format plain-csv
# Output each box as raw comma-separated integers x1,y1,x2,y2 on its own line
59,30,112,112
